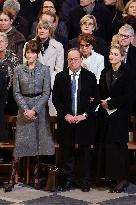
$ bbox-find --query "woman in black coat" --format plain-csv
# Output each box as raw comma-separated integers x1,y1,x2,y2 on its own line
97,44,133,193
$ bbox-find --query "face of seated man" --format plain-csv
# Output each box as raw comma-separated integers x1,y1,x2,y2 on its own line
104,0,117,6
68,50,82,73
80,0,95,7
118,30,134,47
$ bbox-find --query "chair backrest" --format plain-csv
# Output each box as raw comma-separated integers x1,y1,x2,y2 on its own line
5,115,17,143
131,116,136,141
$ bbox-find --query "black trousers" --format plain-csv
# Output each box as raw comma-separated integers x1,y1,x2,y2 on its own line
60,144,91,183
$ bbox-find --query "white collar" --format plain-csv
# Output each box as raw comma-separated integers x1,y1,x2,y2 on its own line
69,69,81,76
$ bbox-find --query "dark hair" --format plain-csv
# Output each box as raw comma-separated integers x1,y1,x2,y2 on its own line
37,0,60,20
42,0,59,16
25,40,40,57
0,10,14,20
121,15,136,32
39,10,56,22
67,48,82,58
77,33,96,48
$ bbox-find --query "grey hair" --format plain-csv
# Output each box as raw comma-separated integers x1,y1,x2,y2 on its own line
0,32,8,43
119,24,134,36
3,0,20,14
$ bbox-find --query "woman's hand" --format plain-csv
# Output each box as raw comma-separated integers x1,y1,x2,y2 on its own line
101,100,108,109
23,110,36,121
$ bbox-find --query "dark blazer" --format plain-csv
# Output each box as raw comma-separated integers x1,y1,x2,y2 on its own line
52,67,98,145
97,63,133,143
126,44,136,77
67,2,112,44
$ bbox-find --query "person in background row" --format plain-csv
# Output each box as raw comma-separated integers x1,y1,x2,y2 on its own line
29,10,68,68
67,0,112,45
18,0,43,35
102,0,124,36
53,48,98,192
97,44,133,193
121,0,136,45
78,33,104,84
0,10,26,61
61,0,79,23
3,0,29,39
36,20,64,116
0,32,20,116
69,14,108,61
37,0,68,40
4,39,55,192
24,20,64,116
123,0,136,18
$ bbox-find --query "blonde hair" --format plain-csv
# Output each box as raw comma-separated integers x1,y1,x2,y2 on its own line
123,0,136,17
36,20,54,38
110,43,125,56
80,14,98,31
111,34,119,47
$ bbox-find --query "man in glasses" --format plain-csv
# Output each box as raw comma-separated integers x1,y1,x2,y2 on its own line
53,48,98,192
118,24,136,115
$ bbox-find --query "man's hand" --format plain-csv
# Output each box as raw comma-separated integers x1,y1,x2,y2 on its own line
74,115,86,124
65,114,75,124
101,100,108,109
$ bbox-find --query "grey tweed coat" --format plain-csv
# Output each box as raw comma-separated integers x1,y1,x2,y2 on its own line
13,61,55,158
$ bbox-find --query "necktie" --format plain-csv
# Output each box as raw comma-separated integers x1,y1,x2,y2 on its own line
71,73,76,115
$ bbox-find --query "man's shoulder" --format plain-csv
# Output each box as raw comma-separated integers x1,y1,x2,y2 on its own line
129,44,136,52
56,69,68,78
70,5,80,12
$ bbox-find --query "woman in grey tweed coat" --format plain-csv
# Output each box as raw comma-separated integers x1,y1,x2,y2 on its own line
4,39,54,192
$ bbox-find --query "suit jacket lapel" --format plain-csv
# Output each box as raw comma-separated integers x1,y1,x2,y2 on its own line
77,73,81,114
64,69,72,106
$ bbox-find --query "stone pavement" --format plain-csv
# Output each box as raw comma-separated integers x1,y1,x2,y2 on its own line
0,183,136,205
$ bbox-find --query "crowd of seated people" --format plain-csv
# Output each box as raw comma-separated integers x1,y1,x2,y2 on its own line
0,0,136,194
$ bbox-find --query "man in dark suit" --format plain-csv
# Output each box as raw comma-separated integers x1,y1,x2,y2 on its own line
67,0,112,44
52,48,98,192
118,24,136,114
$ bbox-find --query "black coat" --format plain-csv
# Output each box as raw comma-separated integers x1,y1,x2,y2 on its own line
97,63,133,143
52,67,98,145
67,2,112,44
14,14,29,39
126,44,136,77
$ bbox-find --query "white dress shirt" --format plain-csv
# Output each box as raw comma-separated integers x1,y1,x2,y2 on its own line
69,69,81,115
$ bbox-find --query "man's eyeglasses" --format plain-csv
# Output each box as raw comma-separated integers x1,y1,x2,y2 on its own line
118,33,132,39
80,43,91,48
43,6,54,9
68,58,79,62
